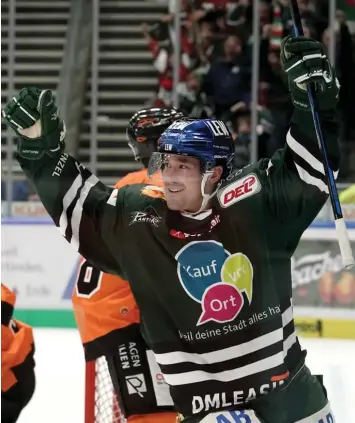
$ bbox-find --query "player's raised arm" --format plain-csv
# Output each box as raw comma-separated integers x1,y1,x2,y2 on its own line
2,87,124,275
264,36,341,227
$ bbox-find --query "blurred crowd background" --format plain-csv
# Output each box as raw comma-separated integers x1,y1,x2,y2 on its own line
1,0,355,212
144,0,355,173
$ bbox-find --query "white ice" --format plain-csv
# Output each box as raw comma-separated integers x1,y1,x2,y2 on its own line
18,329,355,423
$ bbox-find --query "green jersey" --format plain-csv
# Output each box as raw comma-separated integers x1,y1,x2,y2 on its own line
17,110,340,418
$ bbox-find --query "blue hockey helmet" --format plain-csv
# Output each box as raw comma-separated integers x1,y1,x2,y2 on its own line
148,119,235,214
149,118,235,180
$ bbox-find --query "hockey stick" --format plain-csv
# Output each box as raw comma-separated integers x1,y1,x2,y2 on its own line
289,0,354,269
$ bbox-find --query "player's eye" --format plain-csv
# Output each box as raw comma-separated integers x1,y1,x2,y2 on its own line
179,164,188,170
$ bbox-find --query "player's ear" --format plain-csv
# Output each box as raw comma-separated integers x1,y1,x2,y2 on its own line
209,166,223,184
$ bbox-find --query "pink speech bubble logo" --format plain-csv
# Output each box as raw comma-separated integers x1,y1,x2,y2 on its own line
197,282,244,326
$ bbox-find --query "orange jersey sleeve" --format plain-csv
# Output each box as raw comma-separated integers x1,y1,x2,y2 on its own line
72,168,163,354
72,170,175,423
1,283,35,392
114,168,163,189
72,258,140,350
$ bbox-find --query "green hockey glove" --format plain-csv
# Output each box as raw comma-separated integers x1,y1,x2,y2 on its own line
280,36,340,112
2,86,66,160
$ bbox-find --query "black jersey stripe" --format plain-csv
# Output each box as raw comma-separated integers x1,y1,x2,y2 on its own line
58,173,83,237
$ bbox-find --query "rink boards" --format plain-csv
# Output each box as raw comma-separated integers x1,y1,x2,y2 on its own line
2,218,355,339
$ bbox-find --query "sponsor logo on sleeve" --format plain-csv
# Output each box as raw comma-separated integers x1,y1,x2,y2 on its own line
125,374,147,397
218,174,261,208
129,206,162,227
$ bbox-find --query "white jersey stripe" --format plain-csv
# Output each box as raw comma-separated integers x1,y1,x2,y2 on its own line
287,131,324,175
71,175,100,251
159,332,297,386
155,328,283,366
287,130,339,179
281,305,293,327
162,352,284,386
156,307,293,366
294,163,329,194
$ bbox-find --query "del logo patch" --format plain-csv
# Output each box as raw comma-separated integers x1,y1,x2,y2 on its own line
218,174,261,208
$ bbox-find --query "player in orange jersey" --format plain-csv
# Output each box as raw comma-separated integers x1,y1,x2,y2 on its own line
72,107,184,423
1,283,35,423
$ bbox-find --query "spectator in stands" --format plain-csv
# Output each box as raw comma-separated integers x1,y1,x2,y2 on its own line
243,0,273,38
202,33,251,119
227,105,274,168
224,0,250,32
141,21,195,107
228,105,250,169
259,45,291,156
193,15,224,75
146,0,355,175
277,0,328,40
322,10,355,180
177,71,212,118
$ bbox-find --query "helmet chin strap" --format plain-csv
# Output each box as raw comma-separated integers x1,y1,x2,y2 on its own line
183,171,221,217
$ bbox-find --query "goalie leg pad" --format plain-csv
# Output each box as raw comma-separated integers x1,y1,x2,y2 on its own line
105,325,174,418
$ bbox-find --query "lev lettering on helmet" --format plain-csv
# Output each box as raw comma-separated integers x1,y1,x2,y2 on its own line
205,120,229,137
218,174,261,208
168,121,191,131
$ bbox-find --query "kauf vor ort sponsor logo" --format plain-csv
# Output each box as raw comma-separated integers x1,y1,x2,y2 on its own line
175,240,253,325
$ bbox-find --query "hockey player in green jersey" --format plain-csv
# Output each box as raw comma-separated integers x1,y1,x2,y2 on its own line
3,36,340,422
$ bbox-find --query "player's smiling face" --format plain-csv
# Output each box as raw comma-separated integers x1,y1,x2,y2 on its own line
162,155,204,212
162,155,223,213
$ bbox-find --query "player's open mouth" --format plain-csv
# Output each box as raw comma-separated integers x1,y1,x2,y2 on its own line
168,188,184,193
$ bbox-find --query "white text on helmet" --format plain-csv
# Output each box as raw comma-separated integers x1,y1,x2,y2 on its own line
205,120,229,137
168,121,191,131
